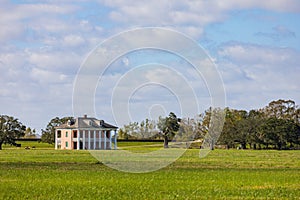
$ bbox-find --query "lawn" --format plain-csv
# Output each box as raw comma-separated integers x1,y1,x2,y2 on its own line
0,142,299,199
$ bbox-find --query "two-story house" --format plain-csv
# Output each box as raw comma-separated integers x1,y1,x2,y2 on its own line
55,115,118,150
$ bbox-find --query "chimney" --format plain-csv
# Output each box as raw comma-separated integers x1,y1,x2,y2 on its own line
84,114,87,118
100,120,104,126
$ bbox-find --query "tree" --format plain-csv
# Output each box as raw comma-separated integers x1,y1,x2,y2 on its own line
123,121,139,139
119,118,159,140
218,108,262,149
178,117,201,142
261,99,298,121
157,112,180,148
260,117,300,150
257,99,300,149
222,108,235,148
218,108,239,149
0,115,26,150
246,110,265,149
141,118,159,139
41,116,73,144
24,127,37,138
198,107,225,150
118,128,129,140
232,110,249,149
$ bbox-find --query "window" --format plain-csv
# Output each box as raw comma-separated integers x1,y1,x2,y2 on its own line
66,141,68,148
66,132,68,137
57,130,61,138
73,130,77,138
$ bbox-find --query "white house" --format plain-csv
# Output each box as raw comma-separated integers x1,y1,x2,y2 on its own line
55,115,118,150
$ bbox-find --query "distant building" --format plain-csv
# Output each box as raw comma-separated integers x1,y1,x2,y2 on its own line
55,115,118,150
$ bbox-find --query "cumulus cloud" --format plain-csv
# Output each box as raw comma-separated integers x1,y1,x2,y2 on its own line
217,42,300,109
30,67,68,83
0,0,299,131
0,2,78,42
99,0,300,38
218,42,298,66
0,1,90,130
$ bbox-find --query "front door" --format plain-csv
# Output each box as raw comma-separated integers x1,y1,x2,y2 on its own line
73,142,77,150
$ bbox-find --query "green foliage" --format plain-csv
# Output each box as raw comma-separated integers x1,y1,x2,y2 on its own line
200,107,225,150
217,99,300,150
120,119,159,140
177,118,198,142
157,112,181,148
41,116,73,144
261,99,299,121
118,99,300,150
117,128,129,140
24,127,37,138
0,115,26,150
259,117,300,149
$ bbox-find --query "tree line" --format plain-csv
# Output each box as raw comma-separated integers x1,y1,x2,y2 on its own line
119,99,300,150
0,99,299,150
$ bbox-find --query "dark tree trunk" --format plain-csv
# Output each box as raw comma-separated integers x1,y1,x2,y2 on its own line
0,142,2,150
253,144,257,150
241,143,246,149
163,136,169,148
210,139,214,150
277,143,282,150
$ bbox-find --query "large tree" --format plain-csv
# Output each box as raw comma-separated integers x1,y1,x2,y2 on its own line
261,99,299,121
259,117,300,150
0,115,26,150
218,108,239,149
157,112,180,148
199,107,226,150
41,116,73,144
245,110,265,149
218,108,264,149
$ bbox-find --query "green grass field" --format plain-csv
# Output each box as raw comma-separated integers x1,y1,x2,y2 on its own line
0,142,300,199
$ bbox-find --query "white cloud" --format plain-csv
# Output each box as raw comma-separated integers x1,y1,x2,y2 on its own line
217,43,300,109
28,50,84,71
30,67,68,83
0,2,78,42
63,34,85,47
0,0,299,131
218,43,298,66
99,0,300,38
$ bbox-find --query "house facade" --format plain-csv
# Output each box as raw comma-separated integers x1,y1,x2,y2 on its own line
55,115,118,150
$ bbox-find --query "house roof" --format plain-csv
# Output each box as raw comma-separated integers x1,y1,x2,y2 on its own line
55,116,118,130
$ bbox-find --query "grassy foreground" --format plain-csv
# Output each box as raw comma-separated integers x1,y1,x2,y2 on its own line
0,143,300,199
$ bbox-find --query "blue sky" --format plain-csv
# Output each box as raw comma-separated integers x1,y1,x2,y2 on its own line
0,0,299,132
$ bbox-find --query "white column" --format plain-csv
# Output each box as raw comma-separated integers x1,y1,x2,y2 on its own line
77,130,80,150
96,131,98,149
104,130,107,150
83,131,86,150
114,130,117,150
55,130,58,150
99,131,102,149
93,131,96,150
109,130,112,149
88,130,91,150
